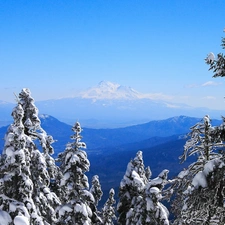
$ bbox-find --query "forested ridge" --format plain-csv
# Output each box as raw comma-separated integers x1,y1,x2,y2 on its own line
1,36,225,225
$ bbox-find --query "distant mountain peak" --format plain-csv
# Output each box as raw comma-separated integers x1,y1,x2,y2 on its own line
79,81,145,100
98,81,120,90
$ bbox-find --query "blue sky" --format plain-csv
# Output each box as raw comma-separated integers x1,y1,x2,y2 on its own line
1,0,225,110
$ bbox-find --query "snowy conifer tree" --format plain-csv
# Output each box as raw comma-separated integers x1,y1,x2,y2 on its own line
102,188,116,225
0,104,37,223
90,175,103,207
143,170,171,225
117,151,171,225
180,115,219,163
126,169,171,225
89,175,103,224
117,151,149,225
18,88,58,178
205,32,225,77
0,89,61,224
19,88,60,224
57,122,101,224
172,115,225,224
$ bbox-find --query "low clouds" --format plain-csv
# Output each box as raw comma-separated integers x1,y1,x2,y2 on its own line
144,93,174,101
201,96,217,100
201,81,222,87
185,81,222,88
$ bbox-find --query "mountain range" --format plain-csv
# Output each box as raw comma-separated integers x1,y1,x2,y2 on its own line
1,114,220,155
0,114,222,199
1,82,225,207
1,81,225,128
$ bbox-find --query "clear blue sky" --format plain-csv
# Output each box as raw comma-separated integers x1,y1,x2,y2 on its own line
1,0,225,110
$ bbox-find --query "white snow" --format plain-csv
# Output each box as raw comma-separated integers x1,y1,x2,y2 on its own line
204,114,210,125
191,158,224,189
132,170,145,190
192,171,207,188
178,169,189,179
81,190,95,203
206,52,215,63
156,203,170,225
70,154,80,164
79,81,144,100
146,197,154,211
24,179,33,192
14,215,29,225
77,80,172,101
146,190,169,225
150,187,162,200
74,203,89,217
5,133,15,145
5,146,15,158
0,210,12,224
58,204,73,217
203,158,224,176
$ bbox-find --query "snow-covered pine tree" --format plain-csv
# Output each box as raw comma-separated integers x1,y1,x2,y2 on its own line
89,175,103,223
127,169,171,225
118,151,171,225
117,151,170,225
57,122,101,224
205,33,225,77
143,169,171,225
102,188,116,225
18,88,61,224
180,115,217,163
18,88,58,178
117,151,149,225
90,175,103,207
0,89,61,224
172,115,225,224
0,104,38,223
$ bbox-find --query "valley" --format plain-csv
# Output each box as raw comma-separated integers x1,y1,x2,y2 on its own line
0,114,221,204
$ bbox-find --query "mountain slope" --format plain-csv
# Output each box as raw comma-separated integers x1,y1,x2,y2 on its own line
0,115,222,156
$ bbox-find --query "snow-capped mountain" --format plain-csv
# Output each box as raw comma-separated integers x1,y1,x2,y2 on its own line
0,81,225,128
78,81,146,100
